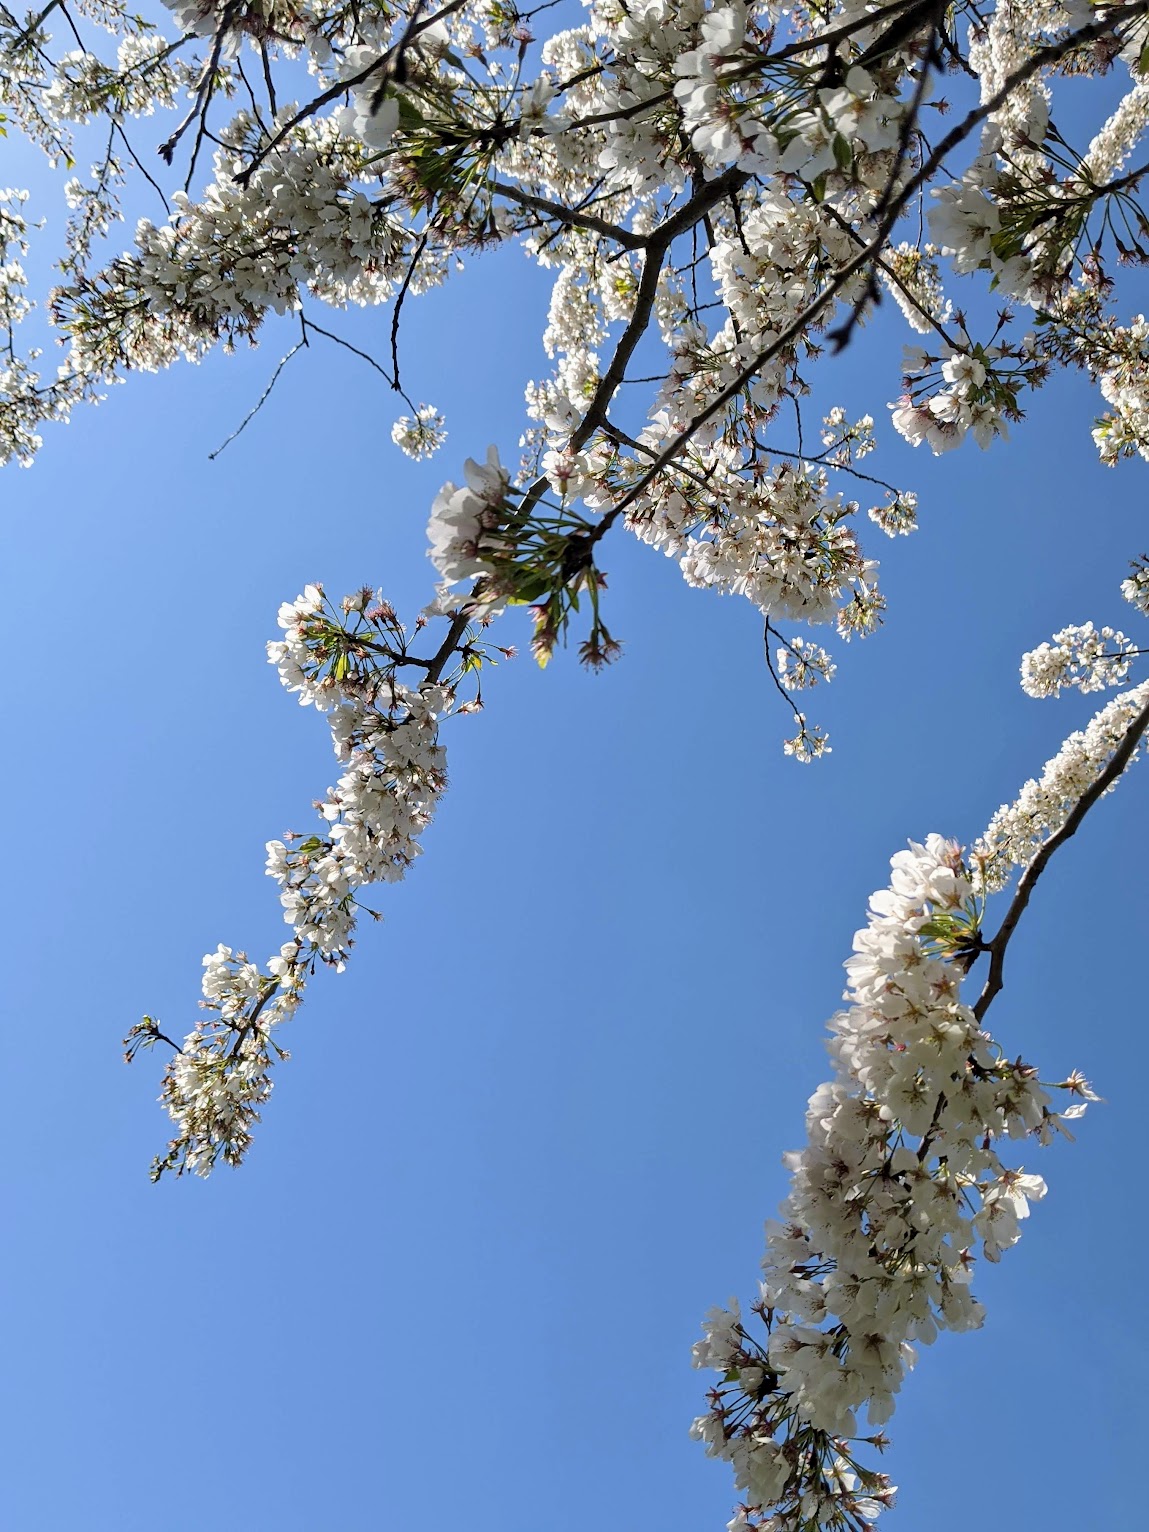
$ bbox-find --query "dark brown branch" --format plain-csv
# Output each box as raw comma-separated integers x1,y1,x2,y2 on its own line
829,0,948,82
159,1,238,165
973,690,1149,1021
767,0,944,66
488,180,644,248
259,39,278,119
569,166,748,452
424,609,473,683
564,89,673,135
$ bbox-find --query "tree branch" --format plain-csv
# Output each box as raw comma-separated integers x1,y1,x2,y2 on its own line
973,689,1149,1021
488,179,644,249
569,166,749,452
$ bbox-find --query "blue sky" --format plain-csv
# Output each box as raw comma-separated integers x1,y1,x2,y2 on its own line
4,96,1149,1532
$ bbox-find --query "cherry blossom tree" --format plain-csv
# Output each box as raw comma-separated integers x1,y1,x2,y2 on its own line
4,0,1149,1526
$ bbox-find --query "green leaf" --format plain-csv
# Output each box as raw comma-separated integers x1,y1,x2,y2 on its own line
396,93,425,131
509,573,550,603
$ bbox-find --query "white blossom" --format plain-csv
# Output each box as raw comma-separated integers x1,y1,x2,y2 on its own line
1020,622,1138,698
693,831,1099,1524
978,680,1149,891
391,402,447,460
427,445,513,585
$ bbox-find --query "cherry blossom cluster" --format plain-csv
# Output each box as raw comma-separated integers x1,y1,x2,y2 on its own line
623,451,885,637
427,444,514,584
692,831,1098,1531
782,713,833,764
55,115,412,384
1121,554,1149,616
124,942,304,1179
977,676,1149,891
264,588,452,965
126,582,470,1178
891,332,1038,455
1020,620,1139,697
880,243,952,337
1088,313,1149,466
776,637,836,692
391,401,447,460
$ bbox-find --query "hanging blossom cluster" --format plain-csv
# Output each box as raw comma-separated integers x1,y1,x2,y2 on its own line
391,401,447,460
124,582,498,1179
776,637,836,692
690,564,1149,1528
1020,619,1139,697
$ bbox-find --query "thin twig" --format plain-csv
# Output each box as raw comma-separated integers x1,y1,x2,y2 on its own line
301,314,397,386
114,122,171,215
208,336,307,459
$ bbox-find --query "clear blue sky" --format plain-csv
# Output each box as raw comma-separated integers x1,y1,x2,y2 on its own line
3,114,1148,1532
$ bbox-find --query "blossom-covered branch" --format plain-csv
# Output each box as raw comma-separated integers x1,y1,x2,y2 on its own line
124,580,503,1178
692,661,1149,1530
